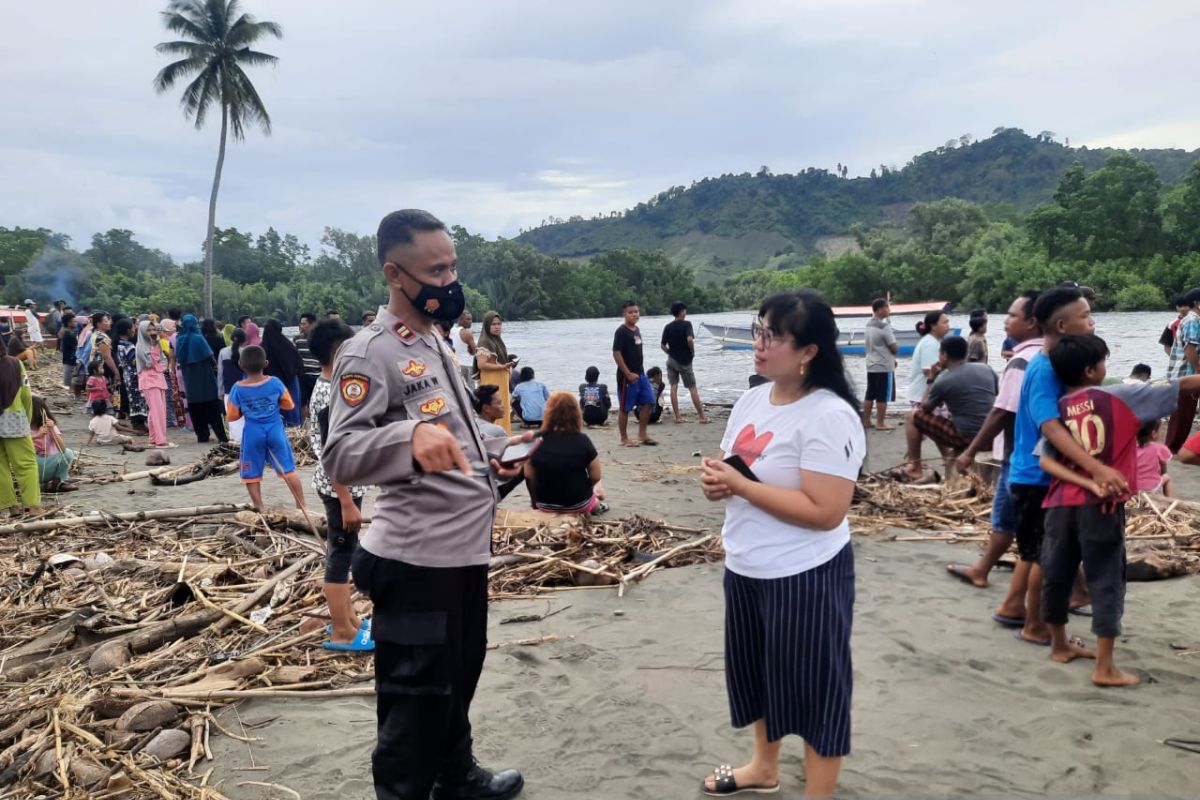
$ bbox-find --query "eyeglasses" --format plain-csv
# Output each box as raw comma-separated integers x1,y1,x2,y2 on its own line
750,321,780,347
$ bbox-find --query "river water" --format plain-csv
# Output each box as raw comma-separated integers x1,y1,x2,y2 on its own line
488,310,1176,405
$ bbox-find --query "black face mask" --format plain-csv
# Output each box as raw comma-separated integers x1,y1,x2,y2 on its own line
398,268,466,323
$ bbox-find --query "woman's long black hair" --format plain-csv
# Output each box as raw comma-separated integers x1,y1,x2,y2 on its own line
230,327,247,367
759,290,860,413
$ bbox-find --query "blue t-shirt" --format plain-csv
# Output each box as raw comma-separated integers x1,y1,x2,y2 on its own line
512,379,549,421
1008,352,1062,486
228,377,289,426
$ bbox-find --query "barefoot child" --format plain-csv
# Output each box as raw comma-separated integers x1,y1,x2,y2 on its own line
307,320,373,653
1038,333,1197,687
86,400,135,446
224,345,310,515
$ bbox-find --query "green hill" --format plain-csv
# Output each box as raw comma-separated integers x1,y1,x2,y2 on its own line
515,128,1199,282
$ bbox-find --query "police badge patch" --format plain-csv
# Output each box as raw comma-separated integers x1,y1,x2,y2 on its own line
340,373,370,407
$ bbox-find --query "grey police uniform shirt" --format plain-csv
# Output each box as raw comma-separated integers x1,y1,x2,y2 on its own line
323,305,508,568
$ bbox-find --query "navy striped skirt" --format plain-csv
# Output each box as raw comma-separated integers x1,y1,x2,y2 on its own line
724,542,854,756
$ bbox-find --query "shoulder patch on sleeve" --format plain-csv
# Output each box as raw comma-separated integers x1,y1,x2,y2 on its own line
339,373,371,407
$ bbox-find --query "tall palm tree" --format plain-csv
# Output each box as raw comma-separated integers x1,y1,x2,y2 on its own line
154,0,281,318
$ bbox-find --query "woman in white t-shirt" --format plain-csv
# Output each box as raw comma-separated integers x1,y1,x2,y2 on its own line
907,310,950,405
700,290,865,798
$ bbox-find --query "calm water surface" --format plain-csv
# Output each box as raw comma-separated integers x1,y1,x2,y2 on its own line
491,310,1176,405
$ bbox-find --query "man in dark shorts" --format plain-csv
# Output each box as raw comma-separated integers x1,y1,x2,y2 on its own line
613,300,656,446
863,298,898,429
660,301,710,423
903,336,997,479
1006,286,1128,647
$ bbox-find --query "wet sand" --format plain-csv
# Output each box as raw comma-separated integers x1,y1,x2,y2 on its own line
47,400,1200,798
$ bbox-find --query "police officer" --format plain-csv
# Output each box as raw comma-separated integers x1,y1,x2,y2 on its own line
324,209,527,800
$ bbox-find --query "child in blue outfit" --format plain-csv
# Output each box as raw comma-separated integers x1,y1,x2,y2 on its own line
225,345,310,514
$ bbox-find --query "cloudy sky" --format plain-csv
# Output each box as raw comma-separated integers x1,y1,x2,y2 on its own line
3,0,1199,261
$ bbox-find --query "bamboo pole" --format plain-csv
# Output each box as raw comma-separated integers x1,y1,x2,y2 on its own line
0,503,252,535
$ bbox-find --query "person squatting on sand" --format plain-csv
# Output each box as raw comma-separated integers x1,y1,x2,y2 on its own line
700,290,865,798
903,334,997,480
948,291,1043,590
324,209,531,800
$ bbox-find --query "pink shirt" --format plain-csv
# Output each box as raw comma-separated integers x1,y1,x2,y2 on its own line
1135,441,1171,492
137,348,168,392
991,338,1043,460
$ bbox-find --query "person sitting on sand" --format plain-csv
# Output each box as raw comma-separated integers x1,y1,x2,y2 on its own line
1135,419,1173,496
510,366,549,426
225,345,310,515
903,335,997,479
524,392,607,514
1036,333,1186,687
31,396,77,493
641,366,666,424
700,290,865,798
86,399,135,446
579,366,611,427
948,292,1041,591
307,319,374,653
472,384,509,437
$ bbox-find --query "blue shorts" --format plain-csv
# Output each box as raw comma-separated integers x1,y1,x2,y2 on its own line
240,421,297,482
991,461,1017,534
620,373,657,413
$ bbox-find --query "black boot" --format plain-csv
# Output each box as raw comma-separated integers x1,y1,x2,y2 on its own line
432,762,524,800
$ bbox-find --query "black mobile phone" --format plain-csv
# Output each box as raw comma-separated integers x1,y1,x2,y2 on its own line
723,454,760,482
499,437,541,466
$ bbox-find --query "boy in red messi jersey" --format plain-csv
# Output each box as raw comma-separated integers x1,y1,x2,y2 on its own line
1039,334,1199,686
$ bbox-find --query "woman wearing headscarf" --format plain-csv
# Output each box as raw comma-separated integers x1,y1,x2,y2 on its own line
0,352,41,516
261,319,305,427
222,323,235,347
201,319,227,369
176,314,227,443
156,323,182,429
475,311,516,432
136,319,175,448
238,315,262,347
114,319,148,433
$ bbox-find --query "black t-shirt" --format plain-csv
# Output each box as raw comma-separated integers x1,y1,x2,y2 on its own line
612,325,644,378
661,319,695,366
530,432,598,508
61,329,78,365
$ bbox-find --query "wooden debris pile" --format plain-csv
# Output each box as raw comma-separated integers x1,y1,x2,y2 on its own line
851,475,1200,580
0,504,365,799
489,512,720,598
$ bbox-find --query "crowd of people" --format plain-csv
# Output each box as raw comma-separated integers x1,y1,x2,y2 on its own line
11,208,1196,799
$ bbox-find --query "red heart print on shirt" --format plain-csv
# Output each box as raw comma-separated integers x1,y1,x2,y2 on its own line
733,424,773,466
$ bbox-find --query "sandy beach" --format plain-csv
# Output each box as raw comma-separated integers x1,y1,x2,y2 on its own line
33,396,1200,799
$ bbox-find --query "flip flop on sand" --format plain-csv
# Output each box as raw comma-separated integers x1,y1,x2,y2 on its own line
1013,628,1051,646
992,613,1025,628
947,564,982,586
701,765,780,796
324,620,374,652
640,438,659,446
621,440,641,447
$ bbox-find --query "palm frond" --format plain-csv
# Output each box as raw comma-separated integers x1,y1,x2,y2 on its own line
226,13,282,48
159,9,210,43
153,55,208,93
224,63,272,140
154,40,213,58
180,62,221,127
232,48,278,68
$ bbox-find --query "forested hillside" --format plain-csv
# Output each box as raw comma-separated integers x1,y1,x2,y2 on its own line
516,128,1199,280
